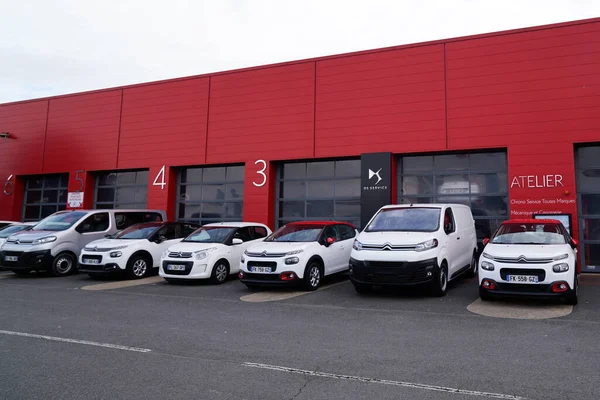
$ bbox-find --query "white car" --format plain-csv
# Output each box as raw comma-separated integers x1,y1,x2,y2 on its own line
478,219,579,305
350,204,478,296
238,221,357,291
159,222,272,284
78,222,199,279
0,223,36,248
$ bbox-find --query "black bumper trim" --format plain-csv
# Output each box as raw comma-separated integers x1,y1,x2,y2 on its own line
349,257,439,286
0,250,53,270
77,263,123,274
480,280,574,298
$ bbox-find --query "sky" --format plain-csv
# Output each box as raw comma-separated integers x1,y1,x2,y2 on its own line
0,0,599,103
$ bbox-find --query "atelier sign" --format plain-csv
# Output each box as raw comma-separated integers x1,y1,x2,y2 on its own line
510,174,563,189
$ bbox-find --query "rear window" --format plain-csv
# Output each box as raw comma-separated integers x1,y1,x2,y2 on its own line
115,212,163,229
365,208,441,233
491,223,566,245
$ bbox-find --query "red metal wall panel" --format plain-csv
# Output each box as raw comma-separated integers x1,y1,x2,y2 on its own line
206,63,315,163
315,44,446,158
43,90,122,173
119,78,210,169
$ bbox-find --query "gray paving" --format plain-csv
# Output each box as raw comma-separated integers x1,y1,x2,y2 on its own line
0,271,598,400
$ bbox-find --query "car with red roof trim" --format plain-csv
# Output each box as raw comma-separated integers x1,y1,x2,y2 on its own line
478,218,579,305
238,221,357,290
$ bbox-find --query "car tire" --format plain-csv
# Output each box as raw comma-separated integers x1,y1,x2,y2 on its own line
467,251,478,278
50,253,76,277
210,260,229,285
353,282,372,294
303,261,323,291
565,275,578,306
432,264,448,297
479,287,493,301
126,254,151,279
12,270,31,276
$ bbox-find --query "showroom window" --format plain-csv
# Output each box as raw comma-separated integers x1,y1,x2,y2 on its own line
94,170,149,209
22,174,69,222
575,145,600,273
276,159,361,229
397,151,508,247
177,165,244,225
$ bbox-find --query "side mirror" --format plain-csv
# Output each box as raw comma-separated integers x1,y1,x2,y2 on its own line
157,235,167,243
232,238,243,245
325,237,336,246
482,238,489,246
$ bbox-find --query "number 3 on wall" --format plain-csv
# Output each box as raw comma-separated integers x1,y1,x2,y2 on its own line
253,160,267,187
3,174,14,196
153,166,166,190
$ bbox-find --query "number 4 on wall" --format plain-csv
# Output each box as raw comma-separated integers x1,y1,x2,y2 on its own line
153,166,167,190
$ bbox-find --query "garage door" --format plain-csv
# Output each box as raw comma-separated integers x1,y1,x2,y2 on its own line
575,145,600,273
22,174,69,222
396,151,509,250
276,159,361,229
177,165,244,225
94,170,149,209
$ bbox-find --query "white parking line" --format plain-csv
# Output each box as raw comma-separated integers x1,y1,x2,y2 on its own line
243,362,526,399
0,329,152,353
240,280,347,303
81,276,164,291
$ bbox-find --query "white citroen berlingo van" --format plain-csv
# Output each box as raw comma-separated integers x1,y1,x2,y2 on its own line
349,203,478,296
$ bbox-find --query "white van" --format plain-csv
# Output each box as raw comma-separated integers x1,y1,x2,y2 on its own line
0,209,166,277
349,203,478,296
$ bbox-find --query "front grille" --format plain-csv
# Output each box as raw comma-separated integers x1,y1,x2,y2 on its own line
500,268,546,281
365,261,409,268
356,260,432,284
489,255,553,264
362,244,416,251
2,251,23,257
245,252,286,258
162,261,194,275
83,247,112,252
168,251,193,259
247,261,278,272
495,282,552,293
243,272,282,282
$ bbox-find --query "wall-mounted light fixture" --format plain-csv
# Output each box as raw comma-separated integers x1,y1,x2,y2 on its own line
0,132,10,139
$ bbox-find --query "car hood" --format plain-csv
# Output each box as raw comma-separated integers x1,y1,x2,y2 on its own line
246,242,313,255
85,238,145,249
484,243,572,259
357,231,436,245
5,230,62,242
167,242,225,252
0,238,5,247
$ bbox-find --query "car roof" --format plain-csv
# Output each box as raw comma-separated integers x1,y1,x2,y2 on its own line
502,219,562,224
51,209,165,214
380,203,467,209
203,222,267,228
286,221,355,227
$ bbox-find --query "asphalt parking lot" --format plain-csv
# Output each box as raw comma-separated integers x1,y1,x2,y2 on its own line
0,270,599,400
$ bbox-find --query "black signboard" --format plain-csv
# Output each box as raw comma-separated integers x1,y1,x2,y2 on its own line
360,152,393,228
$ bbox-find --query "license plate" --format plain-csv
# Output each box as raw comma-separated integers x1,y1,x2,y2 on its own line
167,264,186,271
507,275,539,284
251,266,272,273
4,256,18,262
83,259,100,264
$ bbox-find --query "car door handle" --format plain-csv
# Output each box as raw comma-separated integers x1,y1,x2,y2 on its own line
457,237,460,240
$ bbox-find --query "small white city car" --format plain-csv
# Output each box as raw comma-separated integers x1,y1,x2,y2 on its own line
159,222,272,284
478,219,579,305
78,222,199,279
238,221,357,291
349,204,478,296
0,223,35,248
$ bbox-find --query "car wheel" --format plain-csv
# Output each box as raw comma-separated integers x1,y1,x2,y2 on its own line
12,270,31,276
303,262,322,291
467,251,478,278
210,261,229,284
432,264,448,297
50,253,76,277
353,282,372,294
127,255,150,279
479,286,493,301
565,275,578,306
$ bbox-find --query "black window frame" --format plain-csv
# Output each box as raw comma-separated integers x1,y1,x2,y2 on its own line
94,170,149,210
575,144,600,272
22,174,69,222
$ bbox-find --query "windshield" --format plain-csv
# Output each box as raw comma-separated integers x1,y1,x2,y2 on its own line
365,208,441,232
0,225,30,238
183,227,234,243
265,224,324,242
491,223,567,245
33,211,87,231
114,224,161,240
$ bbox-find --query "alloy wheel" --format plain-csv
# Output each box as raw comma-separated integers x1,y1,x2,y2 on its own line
133,259,147,277
215,264,228,282
309,266,321,288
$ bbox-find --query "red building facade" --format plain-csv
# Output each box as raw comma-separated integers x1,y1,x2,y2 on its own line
1,18,599,271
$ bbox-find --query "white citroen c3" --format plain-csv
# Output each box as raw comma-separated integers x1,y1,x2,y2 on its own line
478,219,579,305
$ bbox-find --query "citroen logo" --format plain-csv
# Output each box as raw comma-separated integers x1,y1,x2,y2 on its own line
517,255,527,263
382,243,392,251
15,240,20,245
261,250,268,257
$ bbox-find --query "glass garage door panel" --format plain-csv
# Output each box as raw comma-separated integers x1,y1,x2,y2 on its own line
94,170,149,209
576,145,600,273
22,174,69,222
397,152,509,250
177,165,244,226
276,159,361,229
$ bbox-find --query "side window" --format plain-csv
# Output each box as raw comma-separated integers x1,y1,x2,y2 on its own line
253,226,268,239
323,225,340,242
444,208,456,234
180,223,198,237
159,225,178,240
77,213,110,233
338,224,356,241
233,227,253,242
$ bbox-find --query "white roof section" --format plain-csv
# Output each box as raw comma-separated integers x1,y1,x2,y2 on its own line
204,221,268,228
380,203,470,209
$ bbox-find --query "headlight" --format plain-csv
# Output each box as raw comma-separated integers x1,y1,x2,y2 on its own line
285,257,299,265
415,239,438,252
482,252,492,259
353,240,363,251
552,263,569,272
195,247,218,260
481,261,495,271
553,253,569,261
285,249,304,256
110,251,122,258
32,236,57,245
